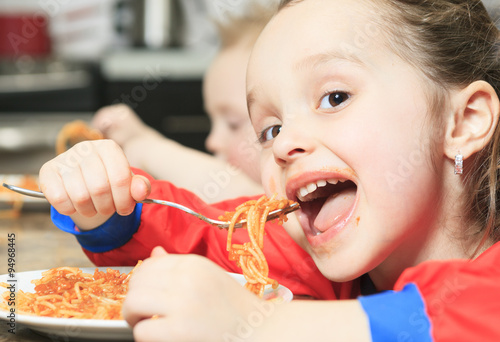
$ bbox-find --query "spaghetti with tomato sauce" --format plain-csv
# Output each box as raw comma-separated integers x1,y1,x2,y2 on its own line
0,263,140,320
219,195,296,297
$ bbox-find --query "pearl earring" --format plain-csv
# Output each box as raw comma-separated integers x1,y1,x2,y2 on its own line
454,151,463,175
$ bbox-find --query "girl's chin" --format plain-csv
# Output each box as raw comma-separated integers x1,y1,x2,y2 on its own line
312,256,365,283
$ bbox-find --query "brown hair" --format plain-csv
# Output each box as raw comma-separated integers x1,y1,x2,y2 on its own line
279,0,500,251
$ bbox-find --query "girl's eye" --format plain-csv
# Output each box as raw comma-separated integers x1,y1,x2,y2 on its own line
319,91,350,109
259,125,281,143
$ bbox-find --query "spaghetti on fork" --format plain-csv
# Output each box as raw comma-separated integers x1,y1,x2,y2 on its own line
219,195,296,297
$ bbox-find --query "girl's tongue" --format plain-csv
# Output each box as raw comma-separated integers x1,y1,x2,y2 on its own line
312,187,357,233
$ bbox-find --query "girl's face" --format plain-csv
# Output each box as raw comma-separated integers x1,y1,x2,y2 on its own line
247,0,447,287
203,43,261,183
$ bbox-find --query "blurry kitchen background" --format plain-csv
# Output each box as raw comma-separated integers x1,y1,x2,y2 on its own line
0,0,499,175
0,0,265,174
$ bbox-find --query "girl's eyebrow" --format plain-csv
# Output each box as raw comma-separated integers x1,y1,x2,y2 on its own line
293,50,366,71
246,50,366,117
246,88,259,118
247,86,272,121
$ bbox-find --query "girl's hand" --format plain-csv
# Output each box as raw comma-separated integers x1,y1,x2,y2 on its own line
124,248,372,342
123,247,271,342
39,139,151,230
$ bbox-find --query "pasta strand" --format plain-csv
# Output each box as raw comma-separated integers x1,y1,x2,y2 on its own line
219,195,295,296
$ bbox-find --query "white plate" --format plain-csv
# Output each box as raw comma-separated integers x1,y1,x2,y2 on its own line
0,267,292,341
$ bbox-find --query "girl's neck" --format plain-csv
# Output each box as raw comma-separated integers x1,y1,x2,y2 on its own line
368,215,474,291
368,173,484,291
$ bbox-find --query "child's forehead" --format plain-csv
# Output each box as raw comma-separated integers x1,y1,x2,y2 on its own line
249,0,388,74
271,0,378,33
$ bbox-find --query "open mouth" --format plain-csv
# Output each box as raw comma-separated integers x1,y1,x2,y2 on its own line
294,178,358,236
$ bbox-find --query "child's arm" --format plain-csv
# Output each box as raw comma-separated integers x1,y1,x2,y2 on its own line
39,139,151,230
91,104,263,203
123,248,372,342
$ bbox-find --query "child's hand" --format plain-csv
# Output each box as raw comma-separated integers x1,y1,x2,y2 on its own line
91,104,150,148
123,247,268,342
39,139,151,229
91,104,167,172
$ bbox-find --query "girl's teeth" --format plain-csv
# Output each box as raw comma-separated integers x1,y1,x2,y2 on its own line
306,183,317,193
297,179,342,200
299,187,309,198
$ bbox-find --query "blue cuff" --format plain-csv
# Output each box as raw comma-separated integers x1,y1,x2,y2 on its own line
358,283,432,342
50,204,143,253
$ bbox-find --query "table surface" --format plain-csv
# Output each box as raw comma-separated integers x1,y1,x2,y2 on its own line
0,209,94,341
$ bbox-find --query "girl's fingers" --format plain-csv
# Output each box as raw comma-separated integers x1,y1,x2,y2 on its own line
124,255,257,342
40,140,137,218
39,160,76,215
122,288,169,327
97,140,136,215
79,149,115,216
132,317,175,342
41,145,98,217
60,163,97,217
150,246,168,258
124,256,180,321
131,175,151,202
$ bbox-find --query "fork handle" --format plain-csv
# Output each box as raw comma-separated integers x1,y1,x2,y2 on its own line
2,183,232,227
2,183,46,198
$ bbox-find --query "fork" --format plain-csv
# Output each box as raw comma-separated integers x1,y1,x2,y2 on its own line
2,183,299,229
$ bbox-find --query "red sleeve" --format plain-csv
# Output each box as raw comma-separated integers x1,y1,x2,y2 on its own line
84,168,338,300
393,241,500,341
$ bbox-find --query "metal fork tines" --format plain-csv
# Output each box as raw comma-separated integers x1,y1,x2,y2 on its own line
2,183,299,229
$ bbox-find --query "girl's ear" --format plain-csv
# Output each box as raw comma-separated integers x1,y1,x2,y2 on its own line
444,81,500,160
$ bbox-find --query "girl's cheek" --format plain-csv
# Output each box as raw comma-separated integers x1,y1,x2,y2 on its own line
266,175,277,195
260,155,281,196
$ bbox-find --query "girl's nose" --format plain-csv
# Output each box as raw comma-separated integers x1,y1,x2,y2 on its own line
272,125,311,167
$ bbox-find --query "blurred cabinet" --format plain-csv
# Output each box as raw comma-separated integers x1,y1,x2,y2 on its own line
100,48,215,152
0,60,102,174
0,60,102,112
104,78,209,152
0,48,215,156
